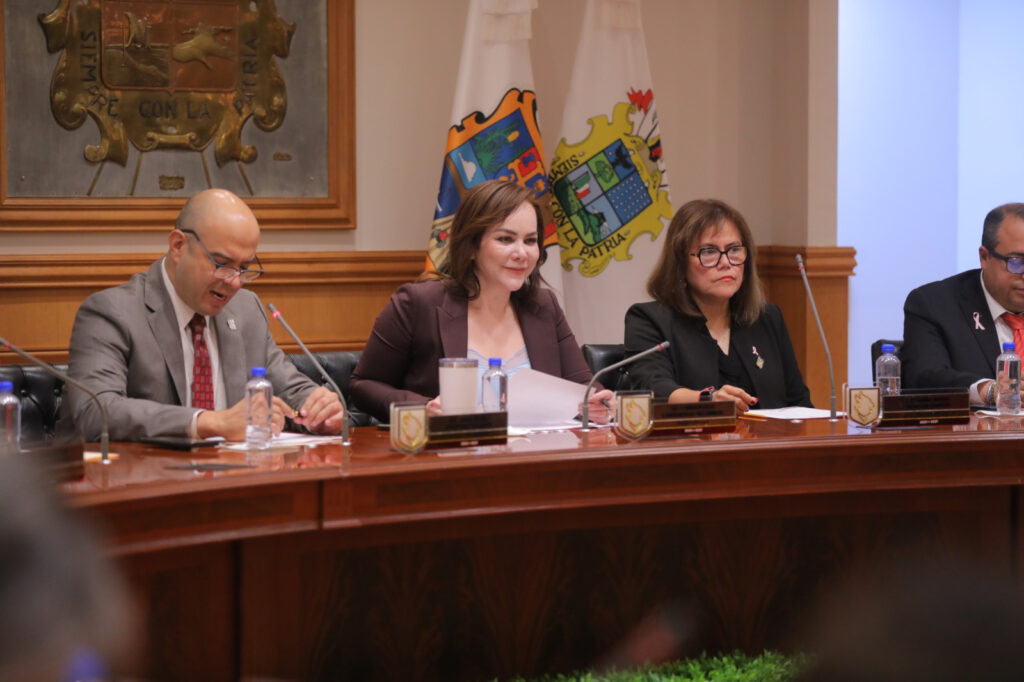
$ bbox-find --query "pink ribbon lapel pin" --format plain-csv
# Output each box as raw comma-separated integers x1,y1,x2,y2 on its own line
974,312,985,331
752,345,765,369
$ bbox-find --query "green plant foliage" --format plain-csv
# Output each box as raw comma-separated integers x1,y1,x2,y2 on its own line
499,651,811,682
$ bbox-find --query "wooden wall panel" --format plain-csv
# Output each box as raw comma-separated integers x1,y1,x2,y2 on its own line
760,246,857,409
0,251,426,363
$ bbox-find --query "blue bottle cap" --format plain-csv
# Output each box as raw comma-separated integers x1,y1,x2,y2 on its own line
0,381,11,392
1004,342,1016,352
251,367,267,377
488,358,502,368
881,344,895,353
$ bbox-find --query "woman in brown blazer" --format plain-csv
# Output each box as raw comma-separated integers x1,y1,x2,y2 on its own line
350,180,613,423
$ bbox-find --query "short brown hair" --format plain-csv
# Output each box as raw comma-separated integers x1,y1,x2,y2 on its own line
646,198,765,326
436,180,546,302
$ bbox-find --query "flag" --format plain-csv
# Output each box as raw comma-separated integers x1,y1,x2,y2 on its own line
428,0,561,290
549,0,672,344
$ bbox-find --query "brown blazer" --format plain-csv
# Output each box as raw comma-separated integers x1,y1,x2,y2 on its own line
350,280,594,422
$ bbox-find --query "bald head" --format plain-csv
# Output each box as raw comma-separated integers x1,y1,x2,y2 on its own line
165,189,261,316
175,189,259,243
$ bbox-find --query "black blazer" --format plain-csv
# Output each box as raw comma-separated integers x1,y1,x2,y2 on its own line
902,269,999,389
623,300,812,408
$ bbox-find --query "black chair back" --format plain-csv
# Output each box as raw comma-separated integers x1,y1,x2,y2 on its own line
581,344,626,392
0,364,66,443
870,339,903,382
285,351,376,426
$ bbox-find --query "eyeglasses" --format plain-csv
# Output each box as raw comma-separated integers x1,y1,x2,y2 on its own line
690,245,748,268
179,229,264,282
989,247,1024,275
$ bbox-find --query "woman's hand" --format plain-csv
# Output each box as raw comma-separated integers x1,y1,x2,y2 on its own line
712,384,757,413
581,389,616,425
425,396,443,416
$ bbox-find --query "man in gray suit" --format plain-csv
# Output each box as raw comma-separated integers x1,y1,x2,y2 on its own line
63,189,344,441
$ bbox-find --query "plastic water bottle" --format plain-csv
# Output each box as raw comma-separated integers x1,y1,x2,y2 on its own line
481,358,507,412
0,381,20,453
245,367,273,449
875,344,901,397
996,342,1021,415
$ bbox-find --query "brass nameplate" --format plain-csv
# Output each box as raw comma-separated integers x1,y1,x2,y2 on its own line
651,400,737,436
426,412,508,449
877,391,970,427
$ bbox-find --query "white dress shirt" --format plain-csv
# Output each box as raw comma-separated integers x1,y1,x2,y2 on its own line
971,271,1016,405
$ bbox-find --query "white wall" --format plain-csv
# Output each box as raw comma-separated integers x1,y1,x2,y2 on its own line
957,1,1024,272
838,0,959,384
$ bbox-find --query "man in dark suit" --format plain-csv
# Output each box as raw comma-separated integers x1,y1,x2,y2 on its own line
62,189,344,441
903,203,1024,404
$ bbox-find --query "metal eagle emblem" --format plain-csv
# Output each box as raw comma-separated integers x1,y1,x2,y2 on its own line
39,0,294,189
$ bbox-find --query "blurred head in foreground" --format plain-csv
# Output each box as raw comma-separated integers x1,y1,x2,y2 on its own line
0,457,132,680
801,557,1024,682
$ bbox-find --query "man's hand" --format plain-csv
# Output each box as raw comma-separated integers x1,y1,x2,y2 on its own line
292,386,346,434
196,397,290,440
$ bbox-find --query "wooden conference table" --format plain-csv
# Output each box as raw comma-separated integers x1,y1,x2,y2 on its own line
64,415,1024,681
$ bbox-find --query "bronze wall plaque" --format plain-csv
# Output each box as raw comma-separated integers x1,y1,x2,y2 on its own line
39,0,293,191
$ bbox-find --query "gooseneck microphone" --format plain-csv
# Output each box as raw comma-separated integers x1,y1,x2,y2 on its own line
580,341,670,431
266,304,351,445
794,254,838,421
0,336,111,464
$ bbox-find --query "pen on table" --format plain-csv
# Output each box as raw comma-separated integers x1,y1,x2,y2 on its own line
738,413,767,421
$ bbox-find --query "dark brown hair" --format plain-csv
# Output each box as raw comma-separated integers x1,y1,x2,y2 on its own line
435,179,546,302
646,198,765,326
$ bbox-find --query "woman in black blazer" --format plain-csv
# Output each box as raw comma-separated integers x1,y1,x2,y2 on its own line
624,199,811,411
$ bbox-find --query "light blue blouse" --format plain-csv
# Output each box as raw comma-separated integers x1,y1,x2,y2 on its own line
467,345,531,402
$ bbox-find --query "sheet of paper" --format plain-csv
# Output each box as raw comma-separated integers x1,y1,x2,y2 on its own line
508,368,587,427
218,431,345,451
746,406,843,420
975,409,1022,417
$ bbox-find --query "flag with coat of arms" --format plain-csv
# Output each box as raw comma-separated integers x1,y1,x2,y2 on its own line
428,0,562,290
548,0,672,344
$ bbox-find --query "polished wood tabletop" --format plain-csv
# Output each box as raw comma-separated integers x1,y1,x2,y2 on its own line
64,415,1024,506
61,415,1024,681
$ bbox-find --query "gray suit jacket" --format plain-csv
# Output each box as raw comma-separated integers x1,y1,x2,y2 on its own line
61,260,319,441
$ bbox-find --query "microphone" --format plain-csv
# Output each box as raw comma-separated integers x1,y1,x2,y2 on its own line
794,254,838,420
266,304,351,445
580,341,670,431
0,336,111,465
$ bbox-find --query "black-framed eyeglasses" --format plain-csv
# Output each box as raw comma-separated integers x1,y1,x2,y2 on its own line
988,247,1024,275
690,245,748,268
179,228,264,282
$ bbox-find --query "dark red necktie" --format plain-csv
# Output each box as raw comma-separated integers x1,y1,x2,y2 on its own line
188,314,214,410
1004,312,1024,357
